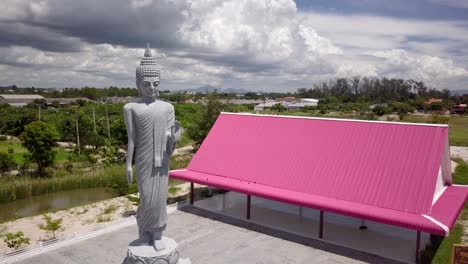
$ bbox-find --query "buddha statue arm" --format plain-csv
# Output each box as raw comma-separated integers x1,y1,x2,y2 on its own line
123,104,135,184
166,108,181,157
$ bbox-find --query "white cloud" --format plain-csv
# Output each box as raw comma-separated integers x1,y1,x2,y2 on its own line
178,0,342,64
0,0,467,91
370,49,468,82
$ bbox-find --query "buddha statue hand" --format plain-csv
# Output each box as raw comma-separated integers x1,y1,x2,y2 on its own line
172,120,182,141
126,166,133,185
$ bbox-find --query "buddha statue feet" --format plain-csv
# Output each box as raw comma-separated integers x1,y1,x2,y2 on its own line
153,239,166,251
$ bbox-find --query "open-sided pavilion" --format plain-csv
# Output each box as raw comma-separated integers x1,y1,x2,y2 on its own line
170,112,468,263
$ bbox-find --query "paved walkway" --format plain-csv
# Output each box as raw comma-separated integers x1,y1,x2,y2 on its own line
13,206,401,264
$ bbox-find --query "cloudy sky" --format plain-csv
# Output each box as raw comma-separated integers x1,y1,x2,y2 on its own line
0,0,467,92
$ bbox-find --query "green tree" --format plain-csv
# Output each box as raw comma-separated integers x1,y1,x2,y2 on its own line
39,215,63,239
372,105,392,116
0,152,15,175
3,231,30,249
187,93,223,150
270,103,287,112
20,121,60,175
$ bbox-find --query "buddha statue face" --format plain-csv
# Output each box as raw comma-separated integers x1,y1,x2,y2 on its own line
139,76,160,98
136,43,160,98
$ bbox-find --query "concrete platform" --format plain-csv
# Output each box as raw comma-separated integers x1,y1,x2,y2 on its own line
12,205,401,264
195,191,427,263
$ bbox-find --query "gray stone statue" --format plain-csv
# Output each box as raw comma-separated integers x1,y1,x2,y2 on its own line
124,43,181,254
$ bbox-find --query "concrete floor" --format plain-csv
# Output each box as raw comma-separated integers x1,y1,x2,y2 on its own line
195,191,427,264
12,204,402,264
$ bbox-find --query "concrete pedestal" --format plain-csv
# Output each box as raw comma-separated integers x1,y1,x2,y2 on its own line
125,237,190,264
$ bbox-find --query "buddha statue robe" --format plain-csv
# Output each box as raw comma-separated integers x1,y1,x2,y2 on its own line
124,99,179,235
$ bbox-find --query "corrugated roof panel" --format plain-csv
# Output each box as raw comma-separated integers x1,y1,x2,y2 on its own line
170,169,455,235
188,113,448,215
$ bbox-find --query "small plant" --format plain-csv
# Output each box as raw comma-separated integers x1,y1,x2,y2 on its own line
39,214,63,239
3,231,30,250
168,186,180,195
64,162,73,174
103,204,118,215
97,214,112,223
0,152,15,175
126,195,140,205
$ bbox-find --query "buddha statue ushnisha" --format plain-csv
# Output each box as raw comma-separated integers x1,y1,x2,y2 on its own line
124,43,181,252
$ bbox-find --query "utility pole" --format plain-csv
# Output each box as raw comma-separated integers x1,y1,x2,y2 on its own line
38,105,41,121
105,106,111,139
92,107,97,134
75,112,80,155
104,87,111,140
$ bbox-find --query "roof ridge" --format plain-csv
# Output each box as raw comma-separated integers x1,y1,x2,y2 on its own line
220,112,449,128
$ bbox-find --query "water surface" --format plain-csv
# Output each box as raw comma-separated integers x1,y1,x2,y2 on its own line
0,188,113,223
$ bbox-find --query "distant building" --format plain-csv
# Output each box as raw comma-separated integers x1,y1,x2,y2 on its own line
425,98,443,105
254,101,284,111
45,97,95,106
275,96,296,103
254,98,319,111
104,97,136,103
219,99,265,105
452,104,467,114
0,94,45,107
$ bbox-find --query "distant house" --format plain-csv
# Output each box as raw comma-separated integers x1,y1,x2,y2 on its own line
275,96,296,103
254,101,285,111
219,99,265,105
254,98,319,111
45,98,95,106
104,97,136,103
425,98,443,105
452,104,467,114
0,94,45,107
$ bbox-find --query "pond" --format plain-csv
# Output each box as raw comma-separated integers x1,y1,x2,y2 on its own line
0,187,114,223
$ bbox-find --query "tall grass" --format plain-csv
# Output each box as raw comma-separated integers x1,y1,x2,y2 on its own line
0,165,124,204
0,154,193,204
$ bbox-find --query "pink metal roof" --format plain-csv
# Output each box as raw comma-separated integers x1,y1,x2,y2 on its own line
170,169,467,235
170,113,468,235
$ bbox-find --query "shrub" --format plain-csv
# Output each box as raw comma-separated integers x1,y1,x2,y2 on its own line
0,152,15,175
39,214,63,239
103,204,118,214
372,105,392,116
96,215,112,223
3,231,30,249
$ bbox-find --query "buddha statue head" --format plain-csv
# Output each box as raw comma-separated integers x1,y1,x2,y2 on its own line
136,43,160,98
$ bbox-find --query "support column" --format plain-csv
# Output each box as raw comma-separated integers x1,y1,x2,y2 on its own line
246,195,251,220
190,182,194,205
319,210,324,239
416,231,421,264
299,206,303,222
222,192,226,210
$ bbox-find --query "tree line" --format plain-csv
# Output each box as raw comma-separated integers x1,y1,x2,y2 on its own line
296,77,455,103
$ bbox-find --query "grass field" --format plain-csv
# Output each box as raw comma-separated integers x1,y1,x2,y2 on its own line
449,116,468,146
0,139,73,165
